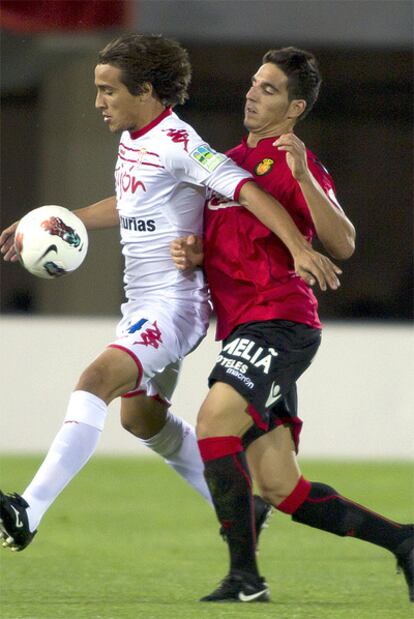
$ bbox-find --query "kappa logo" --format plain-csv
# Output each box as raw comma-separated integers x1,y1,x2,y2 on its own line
134,321,163,349
163,128,190,152
265,382,282,408
254,158,274,176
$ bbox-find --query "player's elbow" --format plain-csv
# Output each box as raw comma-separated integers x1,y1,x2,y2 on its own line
328,232,356,260
322,220,356,260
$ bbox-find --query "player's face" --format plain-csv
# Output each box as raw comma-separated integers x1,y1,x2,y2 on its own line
244,63,305,138
94,64,144,133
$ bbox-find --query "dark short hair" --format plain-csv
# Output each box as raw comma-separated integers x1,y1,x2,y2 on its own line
98,34,191,107
262,47,321,120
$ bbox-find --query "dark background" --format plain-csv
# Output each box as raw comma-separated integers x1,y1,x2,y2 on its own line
1,1,413,320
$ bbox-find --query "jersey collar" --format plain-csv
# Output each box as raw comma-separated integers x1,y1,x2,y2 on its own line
129,107,173,140
243,135,280,148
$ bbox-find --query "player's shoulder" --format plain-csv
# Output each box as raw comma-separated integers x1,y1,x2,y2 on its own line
153,111,209,161
225,141,244,159
306,147,333,179
158,111,203,144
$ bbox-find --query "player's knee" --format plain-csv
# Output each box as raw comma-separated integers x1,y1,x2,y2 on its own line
257,476,300,507
120,409,158,438
76,362,110,397
76,348,139,403
121,398,169,439
196,402,225,439
120,412,137,434
196,410,215,439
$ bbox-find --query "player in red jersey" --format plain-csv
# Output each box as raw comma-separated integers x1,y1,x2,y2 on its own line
172,47,413,603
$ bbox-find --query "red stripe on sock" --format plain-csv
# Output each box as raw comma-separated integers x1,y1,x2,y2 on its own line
277,476,312,514
307,493,339,503
198,436,243,462
232,453,256,545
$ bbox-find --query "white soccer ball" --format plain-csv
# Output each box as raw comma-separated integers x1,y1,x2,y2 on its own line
14,205,88,279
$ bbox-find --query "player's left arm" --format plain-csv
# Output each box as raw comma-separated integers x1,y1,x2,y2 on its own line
170,234,204,270
238,181,342,291
274,133,356,260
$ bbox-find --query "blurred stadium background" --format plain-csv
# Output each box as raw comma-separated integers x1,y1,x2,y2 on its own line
0,0,413,458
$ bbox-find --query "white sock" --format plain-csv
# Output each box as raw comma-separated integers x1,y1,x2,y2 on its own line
140,411,212,504
22,391,107,531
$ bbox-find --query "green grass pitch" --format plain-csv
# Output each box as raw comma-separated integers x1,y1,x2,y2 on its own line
0,456,412,619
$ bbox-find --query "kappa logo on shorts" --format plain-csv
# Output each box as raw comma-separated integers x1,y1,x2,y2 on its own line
133,320,163,349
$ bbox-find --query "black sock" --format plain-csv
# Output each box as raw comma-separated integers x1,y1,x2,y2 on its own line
198,436,259,576
278,477,412,553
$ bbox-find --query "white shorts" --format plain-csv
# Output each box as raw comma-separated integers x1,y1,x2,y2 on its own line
108,298,211,403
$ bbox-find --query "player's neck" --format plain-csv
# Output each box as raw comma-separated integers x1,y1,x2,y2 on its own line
247,121,295,147
131,100,166,132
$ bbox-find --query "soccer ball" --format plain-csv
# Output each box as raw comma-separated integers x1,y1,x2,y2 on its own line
14,205,88,279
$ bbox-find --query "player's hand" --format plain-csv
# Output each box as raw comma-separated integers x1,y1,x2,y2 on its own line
274,133,310,182
293,244,342,291
0,221,19,262
170,234,204,270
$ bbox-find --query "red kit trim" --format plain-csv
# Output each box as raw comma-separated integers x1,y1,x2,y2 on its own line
276,476,312,514
129,108,173,140
198,436,243,462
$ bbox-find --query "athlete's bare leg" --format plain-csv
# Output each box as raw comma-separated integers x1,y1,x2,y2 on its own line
121,395,168,438
197,382,254,439
246,425,301,506
76,347,138,402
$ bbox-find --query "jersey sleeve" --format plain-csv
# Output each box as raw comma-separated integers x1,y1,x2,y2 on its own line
307,155,343,212
161,129,253,200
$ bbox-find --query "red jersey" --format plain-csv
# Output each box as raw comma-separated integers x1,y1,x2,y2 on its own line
204,136,339,340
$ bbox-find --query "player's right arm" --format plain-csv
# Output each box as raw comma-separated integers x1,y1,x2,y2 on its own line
73,195,119,229
0,196,119,262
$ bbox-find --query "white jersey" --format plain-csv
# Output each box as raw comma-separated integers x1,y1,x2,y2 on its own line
114,107,252,302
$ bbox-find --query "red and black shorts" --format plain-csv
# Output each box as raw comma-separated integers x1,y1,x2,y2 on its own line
208,319,321,452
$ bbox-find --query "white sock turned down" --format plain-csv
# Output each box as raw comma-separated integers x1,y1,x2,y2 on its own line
139,411,212,504
22,390,107,532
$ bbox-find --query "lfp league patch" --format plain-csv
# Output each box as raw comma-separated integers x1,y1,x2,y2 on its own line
190,144,227,172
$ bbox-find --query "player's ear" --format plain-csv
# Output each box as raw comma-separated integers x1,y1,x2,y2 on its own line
288,99,306,120
139,82,153,101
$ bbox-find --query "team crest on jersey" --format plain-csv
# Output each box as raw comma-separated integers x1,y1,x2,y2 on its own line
190,145,226,172
119,145,146,167
254,158,274,176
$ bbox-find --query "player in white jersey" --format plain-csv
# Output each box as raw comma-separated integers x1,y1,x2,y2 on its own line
0,34,340,555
